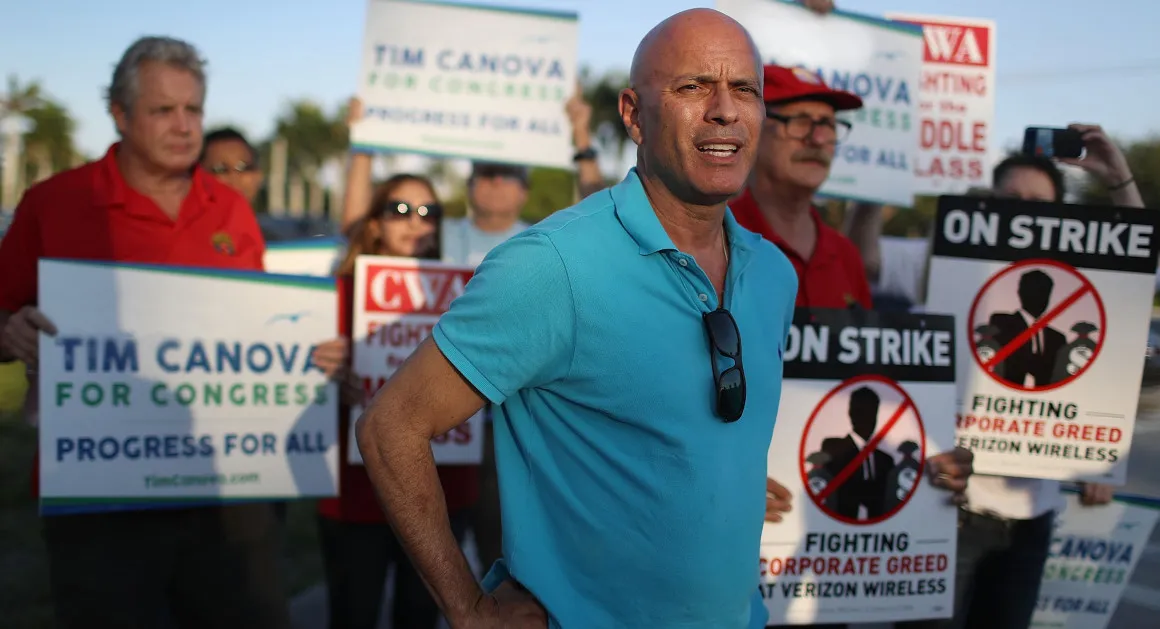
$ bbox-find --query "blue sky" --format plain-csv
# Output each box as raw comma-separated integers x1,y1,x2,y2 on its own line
2,0,1157,159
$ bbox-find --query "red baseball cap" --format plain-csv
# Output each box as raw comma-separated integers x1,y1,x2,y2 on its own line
762,64,863,111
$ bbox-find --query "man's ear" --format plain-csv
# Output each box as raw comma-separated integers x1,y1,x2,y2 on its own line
110,103,130,137
619,88,644,147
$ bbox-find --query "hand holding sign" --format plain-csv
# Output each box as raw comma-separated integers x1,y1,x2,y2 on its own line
310,337,349,379
1079,482,1114,506
800,0,835,14
925,446,973,506
1,305,58,367
765,476,793,523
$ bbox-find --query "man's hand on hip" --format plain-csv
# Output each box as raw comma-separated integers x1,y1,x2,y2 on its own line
462,580,549,629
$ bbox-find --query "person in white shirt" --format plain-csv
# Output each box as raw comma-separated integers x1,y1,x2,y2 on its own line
440,162,532,266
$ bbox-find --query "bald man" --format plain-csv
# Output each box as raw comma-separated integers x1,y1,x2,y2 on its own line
354,8,796,629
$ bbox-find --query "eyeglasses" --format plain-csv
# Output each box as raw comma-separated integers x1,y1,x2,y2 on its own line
206,161,259,175
703,307,746,422
375,200,442,221
766,112,852,144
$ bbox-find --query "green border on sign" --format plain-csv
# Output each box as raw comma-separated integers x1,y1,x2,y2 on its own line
389,0,578,22
41,258,336,292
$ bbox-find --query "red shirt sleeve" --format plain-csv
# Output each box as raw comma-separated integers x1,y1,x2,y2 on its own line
845,243,874,310
0,188,45,311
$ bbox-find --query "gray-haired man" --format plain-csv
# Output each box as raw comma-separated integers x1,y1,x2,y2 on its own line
0,36,346,628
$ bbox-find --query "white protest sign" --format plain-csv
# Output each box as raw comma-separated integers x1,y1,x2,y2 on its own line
37,259,339,513
348,255,482,465
1031,494,1160,629
351,0,579,169
925,197,1160,482
886,14,996,195
761,309,957,624
717,0,921,206
263,237,344,277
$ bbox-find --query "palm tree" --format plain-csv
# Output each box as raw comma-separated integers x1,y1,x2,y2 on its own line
0,75,42,120
272,99,351,213
22,99,78,181
580,68,629,153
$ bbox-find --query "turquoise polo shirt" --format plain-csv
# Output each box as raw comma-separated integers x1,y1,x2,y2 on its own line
432,168,797,628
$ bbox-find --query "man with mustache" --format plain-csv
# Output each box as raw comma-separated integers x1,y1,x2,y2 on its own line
730,65,871,311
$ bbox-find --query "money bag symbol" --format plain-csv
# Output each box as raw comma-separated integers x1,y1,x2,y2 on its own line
974,324,1005,380
1052,321,1098,383
883,440,921,511
805,450,837,511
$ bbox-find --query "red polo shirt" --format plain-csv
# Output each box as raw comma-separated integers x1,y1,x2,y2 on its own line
0,143,266,498
730,189,872,309
316,275,480,524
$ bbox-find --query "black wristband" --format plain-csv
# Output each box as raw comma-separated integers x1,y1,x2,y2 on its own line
1107,177,1135,191
573,147,597,163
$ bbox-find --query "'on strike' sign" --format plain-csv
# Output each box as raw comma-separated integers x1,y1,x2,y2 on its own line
761,308,958,625
925,196,1160,483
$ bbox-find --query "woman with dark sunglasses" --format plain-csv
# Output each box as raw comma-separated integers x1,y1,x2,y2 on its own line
315,167,471,629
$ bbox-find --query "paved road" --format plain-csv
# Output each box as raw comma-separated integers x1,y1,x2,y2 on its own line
1103,407,1160,628
292,396,1160,629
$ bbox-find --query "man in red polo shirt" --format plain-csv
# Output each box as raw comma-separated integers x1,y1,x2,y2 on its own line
731,64,872,309
0,36,345,629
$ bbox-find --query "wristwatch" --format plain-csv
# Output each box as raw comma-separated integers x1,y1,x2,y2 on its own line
573,147,597,163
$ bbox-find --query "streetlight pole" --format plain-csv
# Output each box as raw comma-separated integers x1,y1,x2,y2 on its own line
0,110,32,213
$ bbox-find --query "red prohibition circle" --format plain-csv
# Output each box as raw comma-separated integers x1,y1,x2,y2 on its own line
797,374,927,526
967,258,1107,393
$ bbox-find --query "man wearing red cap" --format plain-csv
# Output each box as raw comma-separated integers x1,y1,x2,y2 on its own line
730,65,871,310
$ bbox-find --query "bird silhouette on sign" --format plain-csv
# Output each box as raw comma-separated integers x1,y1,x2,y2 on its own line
267,311,310,325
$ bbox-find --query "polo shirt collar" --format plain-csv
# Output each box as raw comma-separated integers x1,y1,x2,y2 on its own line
92,142,217,220
610,167,761,257
729,187,838,265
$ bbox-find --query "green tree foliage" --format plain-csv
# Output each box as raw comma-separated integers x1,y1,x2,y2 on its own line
22,99,78,175
579,66,629,152
522,167,577,224
273,100,350,179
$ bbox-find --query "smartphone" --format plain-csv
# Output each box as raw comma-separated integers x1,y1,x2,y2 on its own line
1022,126,1084,159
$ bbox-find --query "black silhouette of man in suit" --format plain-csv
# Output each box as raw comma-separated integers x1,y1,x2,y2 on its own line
987,269,1067,388
820,387,895,521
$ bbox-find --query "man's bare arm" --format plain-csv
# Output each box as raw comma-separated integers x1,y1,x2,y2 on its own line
354,336,490,625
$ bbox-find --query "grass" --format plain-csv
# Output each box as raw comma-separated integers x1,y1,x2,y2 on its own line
0,361,28,414
0,409,324,629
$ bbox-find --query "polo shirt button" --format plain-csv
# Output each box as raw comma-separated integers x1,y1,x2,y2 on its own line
678,258,688,267
698,293,708,302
